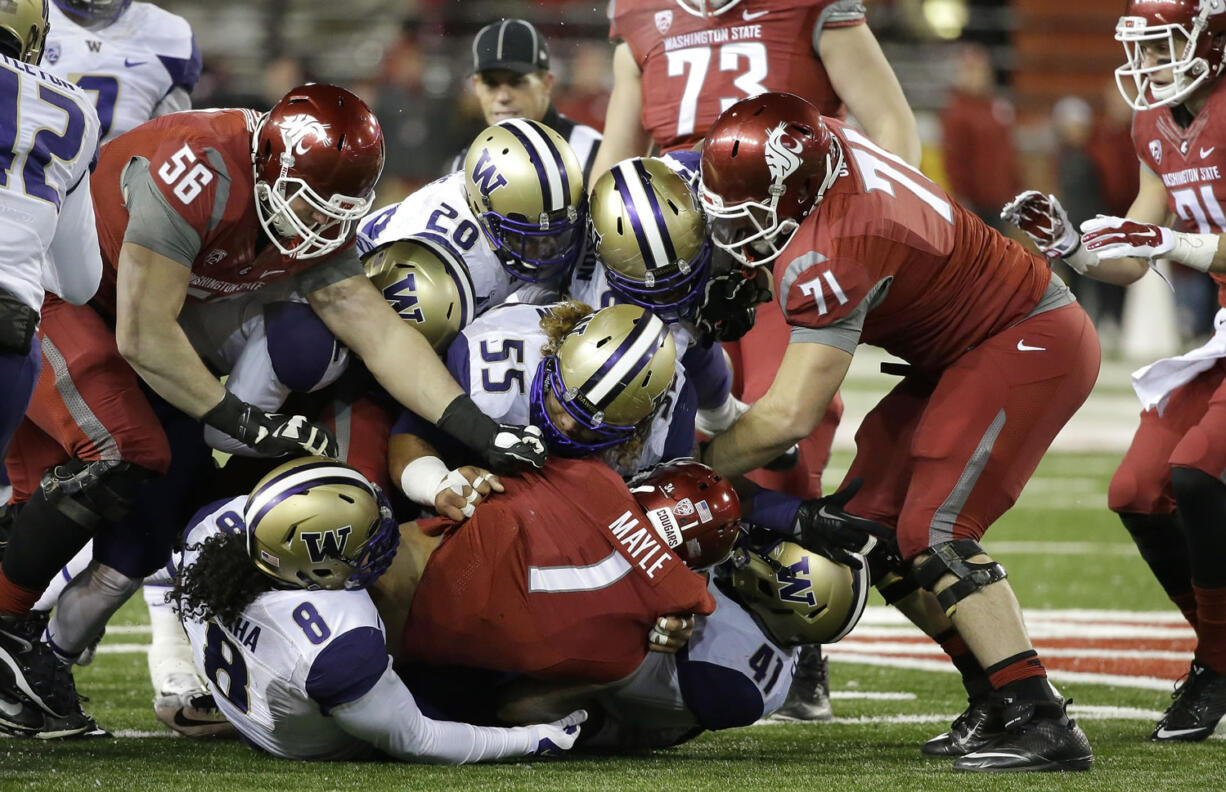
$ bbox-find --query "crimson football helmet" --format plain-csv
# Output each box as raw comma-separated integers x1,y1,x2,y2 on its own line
699,92,844,267
1115,0,1226,110
631,460,741,569
675,0,744,18
253,84,385,259
52,0,129,29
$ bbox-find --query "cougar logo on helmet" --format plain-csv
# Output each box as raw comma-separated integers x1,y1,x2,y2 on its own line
277,114,331,159
765,123,804,189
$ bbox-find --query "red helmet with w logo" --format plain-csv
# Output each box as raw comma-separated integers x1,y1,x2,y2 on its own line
699,92,843,267
253,84,385,259
631,460,741,569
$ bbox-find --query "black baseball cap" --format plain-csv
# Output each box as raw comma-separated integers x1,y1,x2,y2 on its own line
472,19,550,75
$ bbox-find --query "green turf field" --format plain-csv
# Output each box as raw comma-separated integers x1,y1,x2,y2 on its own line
2,450,1215,792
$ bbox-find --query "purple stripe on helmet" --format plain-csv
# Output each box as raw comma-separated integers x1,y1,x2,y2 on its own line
633,158,677,266
247,473,372,533
612,164,656,276
576,313,667,411
501,121,554,213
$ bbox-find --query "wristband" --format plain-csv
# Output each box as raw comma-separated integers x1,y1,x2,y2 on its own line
436,394,499,454
398,455,451,506
1170,232,1218,272
1061,243,1099,275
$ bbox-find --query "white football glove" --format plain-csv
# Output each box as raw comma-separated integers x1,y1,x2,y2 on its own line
695,394,751,437
1001,190,1081,258
1080,215,1176,259
523,709,587,757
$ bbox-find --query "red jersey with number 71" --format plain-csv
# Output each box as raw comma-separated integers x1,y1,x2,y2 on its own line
776,119,1051,372
89,109,341,316
1131,77,1226,308
609,0,865,153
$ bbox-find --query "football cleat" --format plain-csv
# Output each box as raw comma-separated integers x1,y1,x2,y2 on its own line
154,686,235,738
1151,661,1226,742
954,698,1093,773
770,646,833,722
922,695,1005,756
36,698,108,740
0,614,96,736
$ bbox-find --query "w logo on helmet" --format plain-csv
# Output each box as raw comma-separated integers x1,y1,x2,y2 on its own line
383,272,426,323
278,114,332,157
777,556,817,606
765,122,803,189
299,525,352,563
471,148,509,196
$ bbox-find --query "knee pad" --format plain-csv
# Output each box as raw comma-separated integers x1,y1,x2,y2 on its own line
40,459,155,530
911,539,1007,616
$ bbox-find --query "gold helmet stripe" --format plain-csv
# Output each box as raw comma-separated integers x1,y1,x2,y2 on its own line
503,117,567,213
582,310,668,405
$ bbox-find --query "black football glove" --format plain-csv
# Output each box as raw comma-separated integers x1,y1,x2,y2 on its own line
437,394,548,475
791,478,892,569
693,269,771,343
202,391,339,458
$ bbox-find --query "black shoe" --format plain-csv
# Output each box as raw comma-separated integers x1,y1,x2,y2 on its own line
36,700,107,740
954,698,1093,772
770,645,832,722
921,695,1004,756
0,615,91,723
0,689,42,734
1151,662,1226,742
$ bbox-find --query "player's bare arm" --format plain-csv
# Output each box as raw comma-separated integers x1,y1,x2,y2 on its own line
389,431,502,522
702,340,852,477
113,242,227,417
588,43,652,184
821,24,921,167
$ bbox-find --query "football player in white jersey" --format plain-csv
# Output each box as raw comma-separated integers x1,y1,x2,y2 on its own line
357,118,587,316
43,0,200,142
173,456,586,761
389,301,694,518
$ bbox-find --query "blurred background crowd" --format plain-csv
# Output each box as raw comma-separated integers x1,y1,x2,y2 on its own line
152,0,1216,355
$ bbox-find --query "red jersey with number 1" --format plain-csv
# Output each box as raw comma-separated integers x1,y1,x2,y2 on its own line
90,109,346,316
776,119,1051,372
1131,77,1226,308
609,0,865,152
403,456,715,683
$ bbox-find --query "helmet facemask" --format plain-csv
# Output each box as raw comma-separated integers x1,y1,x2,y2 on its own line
529,355,640,457
1115,13,1220,110
478,200,587,283
675,0,744,18
53,0,130,30
254,171,372,260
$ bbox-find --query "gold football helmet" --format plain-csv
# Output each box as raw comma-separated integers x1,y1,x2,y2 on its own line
530,303,677,456
590,157,712,323
723,540,870,647
242,457,400,591
0,0,48,65
363,235,476,353
463,118,587,283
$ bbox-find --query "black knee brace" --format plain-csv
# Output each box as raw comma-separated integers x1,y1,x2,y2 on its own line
912,539,1007,615
40,459,154,530
1171,466,1226,588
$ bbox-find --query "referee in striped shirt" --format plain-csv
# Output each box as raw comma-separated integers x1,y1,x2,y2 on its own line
447,18,602,185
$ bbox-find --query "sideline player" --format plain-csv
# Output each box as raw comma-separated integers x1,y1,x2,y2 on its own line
173,456,585,762
699,92,1098,771
0,84,544,737
1002,0,1226,742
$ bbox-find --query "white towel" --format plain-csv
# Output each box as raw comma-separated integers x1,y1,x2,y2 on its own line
1131,308,1226,413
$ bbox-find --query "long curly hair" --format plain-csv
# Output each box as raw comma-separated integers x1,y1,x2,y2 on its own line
171,532,273,626
539,300,651,469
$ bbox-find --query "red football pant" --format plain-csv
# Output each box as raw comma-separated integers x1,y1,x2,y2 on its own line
1108,359,1226,515
842,303,1100,559
5,296,171,501
724,297,842,497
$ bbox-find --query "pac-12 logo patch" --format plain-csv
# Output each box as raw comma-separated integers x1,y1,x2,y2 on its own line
655,10,673,34
1149,138,1162,164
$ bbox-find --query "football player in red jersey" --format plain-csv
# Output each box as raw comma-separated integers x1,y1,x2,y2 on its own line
0,84,547,737
699,93,1099,772
593,0,921,721
1003,0,1226,743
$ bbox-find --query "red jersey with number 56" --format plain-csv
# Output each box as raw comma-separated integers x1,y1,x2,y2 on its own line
609,0,865,153
404,456,715,683
89,109,343,316
776,120,1051,372
1131,77,1226,307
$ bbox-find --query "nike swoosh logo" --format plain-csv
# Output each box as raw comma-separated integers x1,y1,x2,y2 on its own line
1155,726,1208,739
1135,229,1158,239
258,269,287,279
0,696,27,717
743,9,770,20
123,58,146,68
173,709,224,728
1017,340,1046,352
1202,147,1216,159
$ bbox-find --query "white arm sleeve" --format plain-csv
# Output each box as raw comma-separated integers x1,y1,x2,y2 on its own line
152,87,192,118
202,324,292,456
43,171,103,306
330,664,536,764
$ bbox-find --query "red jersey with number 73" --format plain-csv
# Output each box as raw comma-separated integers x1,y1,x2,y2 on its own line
776,119,1051,372
609,0,865,153
1131,77,1226,308
89,109,340,316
